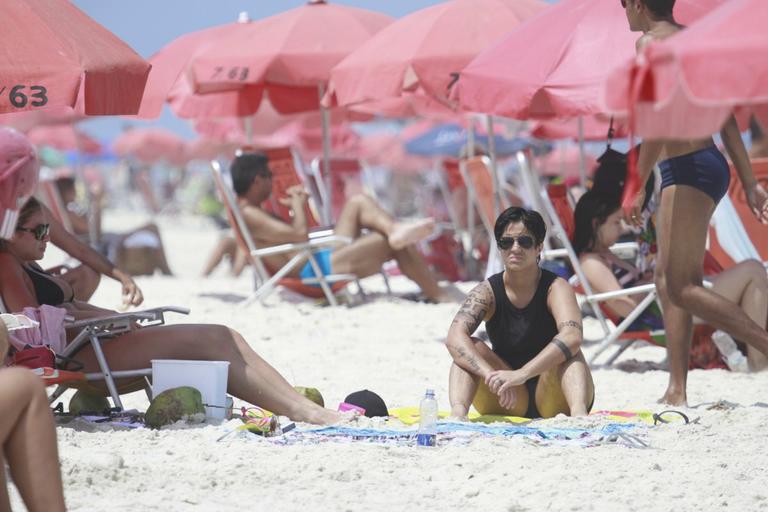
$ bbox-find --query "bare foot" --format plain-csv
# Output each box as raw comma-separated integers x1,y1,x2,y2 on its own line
658,389,687,407
388,218,436,250
302,407,352,425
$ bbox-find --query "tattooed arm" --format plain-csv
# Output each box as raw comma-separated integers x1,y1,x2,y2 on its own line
445,281,496,378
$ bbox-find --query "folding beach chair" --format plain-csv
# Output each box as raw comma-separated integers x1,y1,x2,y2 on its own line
210,160,357,307
0,295,188,410
36,167,74,233
708,158,768,267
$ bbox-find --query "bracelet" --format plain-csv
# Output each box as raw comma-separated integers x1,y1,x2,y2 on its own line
552,338,574,361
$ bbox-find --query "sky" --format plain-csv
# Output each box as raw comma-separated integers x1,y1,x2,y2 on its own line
72,0,557,143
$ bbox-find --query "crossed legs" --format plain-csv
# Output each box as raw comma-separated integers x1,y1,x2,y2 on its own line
448,338,593,419
0,367,66,512
656,185,768,405
72,323,345,425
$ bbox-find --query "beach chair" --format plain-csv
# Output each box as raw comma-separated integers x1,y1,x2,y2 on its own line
0,295,189,410
708,158,768,267
210,160,357,307
37,167,74,233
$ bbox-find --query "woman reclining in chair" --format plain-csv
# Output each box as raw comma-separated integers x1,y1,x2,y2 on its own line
573,189,768,371
0,197,347,425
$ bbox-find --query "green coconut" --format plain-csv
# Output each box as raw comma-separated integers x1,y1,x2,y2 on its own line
68,390,111,415
294,386,324,407
145,387,206,428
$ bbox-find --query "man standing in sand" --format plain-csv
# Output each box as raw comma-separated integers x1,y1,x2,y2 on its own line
621,0,768,405
230,151,457,302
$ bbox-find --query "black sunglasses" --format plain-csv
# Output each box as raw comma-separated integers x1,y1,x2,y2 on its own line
16,223,50,241
497,235,535,250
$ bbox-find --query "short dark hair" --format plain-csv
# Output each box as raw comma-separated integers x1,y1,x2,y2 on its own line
572,190,621,255
230,152,270,196
639,0,675,17
493,206,546,245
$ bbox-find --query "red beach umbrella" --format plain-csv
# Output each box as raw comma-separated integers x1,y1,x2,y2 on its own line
188,0,392,115
456,0,725,120
0,0,150,115
113,128,188,166
604,0,768,139
327,0,547,109
27,125,102,155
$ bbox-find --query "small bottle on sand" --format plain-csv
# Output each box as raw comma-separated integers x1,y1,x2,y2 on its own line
417,389,438,447
711,330,749,373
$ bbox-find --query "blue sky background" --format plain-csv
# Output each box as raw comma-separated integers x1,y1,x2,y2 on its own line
72,0,557,143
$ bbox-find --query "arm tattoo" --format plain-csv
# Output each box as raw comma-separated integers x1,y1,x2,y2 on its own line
551,337,574,361
456,346,482,373
557,320,583,333
450,283,492,335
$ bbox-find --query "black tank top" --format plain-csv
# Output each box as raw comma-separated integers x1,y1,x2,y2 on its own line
23,264,71,306
485,269,559,369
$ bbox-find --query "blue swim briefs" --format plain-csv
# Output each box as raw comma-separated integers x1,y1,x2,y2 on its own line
658,145,730,203
299,249,333,285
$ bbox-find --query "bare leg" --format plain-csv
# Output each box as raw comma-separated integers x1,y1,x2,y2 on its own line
331,233,447,302
334,194,434,250
709,260,768,371
535,351,594,417
657,185,768,404
448,339,528,418
72,324,345,425
0,368,66,512
59,264,101,301
201,236,237,277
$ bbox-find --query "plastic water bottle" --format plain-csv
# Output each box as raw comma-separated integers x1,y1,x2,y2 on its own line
417,389,438,447
711,330,749,373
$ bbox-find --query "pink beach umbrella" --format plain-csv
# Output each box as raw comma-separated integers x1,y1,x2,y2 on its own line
535,146,598,182
188,1,392,115
456,0,724,120
27,125,102,155
113,128,188,166
603,0,768,139
531,116,627,142
327,0,547,110
1,0,150,115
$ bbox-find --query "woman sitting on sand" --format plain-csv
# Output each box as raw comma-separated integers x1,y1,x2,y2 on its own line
446,207,594,419
0,319,67,512
573,189,768,371
0,197,346,425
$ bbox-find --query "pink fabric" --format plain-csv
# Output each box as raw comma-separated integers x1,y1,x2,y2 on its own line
187,3,392,115
113,128,188,166
531,116,627,142
1,0,149,115
603,0,768,138
327,0,546,108
7,305,68,355
456,0,723,120
27,125,102,154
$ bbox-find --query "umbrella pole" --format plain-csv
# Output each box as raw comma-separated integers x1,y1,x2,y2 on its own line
485,114,501,218
577,116,587,188
318,83,332,225
244,115,254,145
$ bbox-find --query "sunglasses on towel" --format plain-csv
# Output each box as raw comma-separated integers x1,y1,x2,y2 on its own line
16,223,50,241
497,235,535,250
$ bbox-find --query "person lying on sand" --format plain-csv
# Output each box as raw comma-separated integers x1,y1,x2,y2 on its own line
0,319,67,512
0,197,347,426
230,151,458,303
446,207,595,419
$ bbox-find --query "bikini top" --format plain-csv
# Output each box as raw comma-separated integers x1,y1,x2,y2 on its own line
22,264,73,306
609,256,644,288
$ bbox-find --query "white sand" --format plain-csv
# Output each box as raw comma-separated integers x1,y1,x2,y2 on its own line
11,212,768,511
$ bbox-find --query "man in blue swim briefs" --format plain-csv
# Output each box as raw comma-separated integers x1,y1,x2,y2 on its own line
621,0,768,406
230,152,457,303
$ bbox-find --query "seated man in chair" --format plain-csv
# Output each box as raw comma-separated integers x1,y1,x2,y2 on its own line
231,152,458,303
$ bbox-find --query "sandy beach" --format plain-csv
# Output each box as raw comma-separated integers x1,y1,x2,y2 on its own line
11,211,768,512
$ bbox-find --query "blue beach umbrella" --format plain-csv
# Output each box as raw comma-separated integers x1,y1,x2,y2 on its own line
404,123,545,158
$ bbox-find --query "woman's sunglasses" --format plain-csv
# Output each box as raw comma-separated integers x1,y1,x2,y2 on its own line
497,235,535,250
16,223,50,241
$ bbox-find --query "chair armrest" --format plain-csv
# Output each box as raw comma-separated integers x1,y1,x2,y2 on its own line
587,283,656,303
252,235,353,257
67,306,189,331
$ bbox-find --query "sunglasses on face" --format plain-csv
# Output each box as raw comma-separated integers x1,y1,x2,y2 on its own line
497,235,535,250
16,223,50,241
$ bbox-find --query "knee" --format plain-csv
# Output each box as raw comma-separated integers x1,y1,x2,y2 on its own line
85,266,101,287
0,368,46,400
349,193,373,208
743,260,768,284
